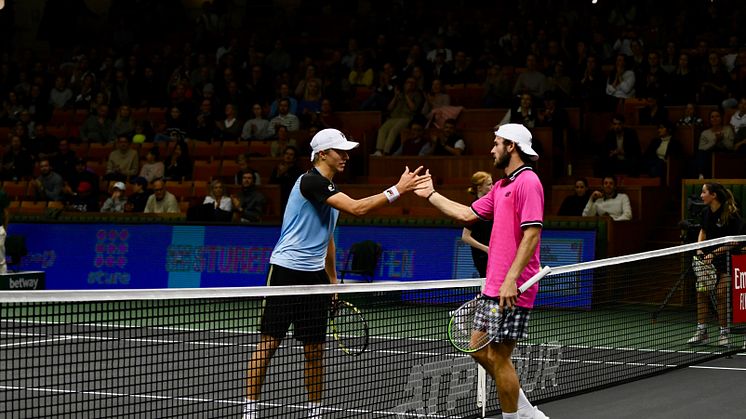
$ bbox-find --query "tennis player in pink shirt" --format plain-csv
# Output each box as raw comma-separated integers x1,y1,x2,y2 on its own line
416,123,548,419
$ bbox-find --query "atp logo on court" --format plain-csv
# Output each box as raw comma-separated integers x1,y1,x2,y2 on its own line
392,343,563,416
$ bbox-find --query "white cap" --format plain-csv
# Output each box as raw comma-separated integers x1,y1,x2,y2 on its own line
310,128,359,162
112,181,126,190
494,123,539,161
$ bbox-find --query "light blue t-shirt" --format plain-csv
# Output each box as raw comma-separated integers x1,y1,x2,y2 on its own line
269,168,340,272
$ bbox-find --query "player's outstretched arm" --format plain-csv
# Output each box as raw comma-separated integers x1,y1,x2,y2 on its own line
415,169,477,223
326,166,430,216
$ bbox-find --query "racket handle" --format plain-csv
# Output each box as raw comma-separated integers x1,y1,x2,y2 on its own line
518,265,552,294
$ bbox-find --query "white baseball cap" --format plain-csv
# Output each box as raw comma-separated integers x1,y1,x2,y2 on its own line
112,181,126,190
494,123,539,161
310,128,359,162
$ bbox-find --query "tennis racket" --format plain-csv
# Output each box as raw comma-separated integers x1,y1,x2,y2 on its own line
448,266,552,353
329,299,369,356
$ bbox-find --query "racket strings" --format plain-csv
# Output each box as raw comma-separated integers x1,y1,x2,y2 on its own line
330,303,369,355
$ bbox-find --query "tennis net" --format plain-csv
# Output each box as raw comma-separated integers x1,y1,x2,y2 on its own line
1,236,745,418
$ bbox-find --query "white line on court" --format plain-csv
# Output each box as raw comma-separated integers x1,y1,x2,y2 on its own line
0,385,462,418
689,365,746,371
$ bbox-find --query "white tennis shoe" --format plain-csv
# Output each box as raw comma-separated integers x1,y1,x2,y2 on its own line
687,329,708,345
717,331,729,347
308,402,323,418
518,405,549,419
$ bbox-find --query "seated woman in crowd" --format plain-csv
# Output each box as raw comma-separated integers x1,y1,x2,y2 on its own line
558,177,591,216
163,141,193,181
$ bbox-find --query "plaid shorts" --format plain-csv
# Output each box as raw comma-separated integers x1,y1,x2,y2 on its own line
473,298,531,342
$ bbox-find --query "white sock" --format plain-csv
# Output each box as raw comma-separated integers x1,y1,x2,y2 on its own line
697,323,706,331
720,327,730,335
517,388,533,412
308,402,322,418
243,399,257,419
502,412,518,419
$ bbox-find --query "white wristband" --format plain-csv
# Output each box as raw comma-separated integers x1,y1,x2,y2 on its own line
383,186,400,203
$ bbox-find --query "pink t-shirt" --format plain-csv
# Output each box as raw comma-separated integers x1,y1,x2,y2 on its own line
470,166,544,308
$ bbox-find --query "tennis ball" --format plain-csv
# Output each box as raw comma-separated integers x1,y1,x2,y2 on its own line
133,134,146,143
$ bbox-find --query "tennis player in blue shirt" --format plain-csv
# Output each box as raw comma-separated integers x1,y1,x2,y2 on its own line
244,128,429,419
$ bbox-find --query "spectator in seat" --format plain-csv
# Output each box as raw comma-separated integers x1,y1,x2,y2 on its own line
373,77,424,156
421,79,451,119
297,79,323,125
270,125,298,158
163,141,193,181
52,138,78,181
676,102,704,130
216,103,243,141
596,114,641,177
638,94,669,126
144,178,179,213
427,118,465,156
31,123,60,161
360,70,395,112
268,83,298,119
105,135,139,181
696,109,736,179
63,158,100,198
125,176,150,213
198,179,233,222
101,181,128,213
558,177,591,216
65,180,99,212
234,153,262,186
232,171,266,223
512,53,546,100
48,76,73,109
643,121,682,179
500,92,537,128
241,103,272,141
192,98,217,141
155,106,191,143
482,64,512,108
307,98,343,130
111,105,135,139
269,98,300,134
270,145,303,213
139,147,165,183
728,96,746,135
30,159,64,202
79,104,113,144
583,176,632,221
394,117,430,156
605,54,636,112
1,134,33,181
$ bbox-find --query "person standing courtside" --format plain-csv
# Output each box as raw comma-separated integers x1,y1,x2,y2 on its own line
461,171,493,277
688,183,744,347
0,187,10,273
414,123,548,419
244,128,429,419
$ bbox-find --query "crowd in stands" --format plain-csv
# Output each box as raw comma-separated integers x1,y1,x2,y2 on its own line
1,0,745,219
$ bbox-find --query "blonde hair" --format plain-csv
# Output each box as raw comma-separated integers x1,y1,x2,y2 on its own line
467,171,491,196
208,179,224,197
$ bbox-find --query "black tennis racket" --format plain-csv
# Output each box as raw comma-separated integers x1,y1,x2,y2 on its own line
448,266,552,353
329,299,369,356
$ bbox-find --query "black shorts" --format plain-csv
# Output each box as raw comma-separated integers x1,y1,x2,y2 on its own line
259,264,332,344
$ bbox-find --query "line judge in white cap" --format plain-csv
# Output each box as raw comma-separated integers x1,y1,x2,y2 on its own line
245,128,430,419
413,123,549,419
